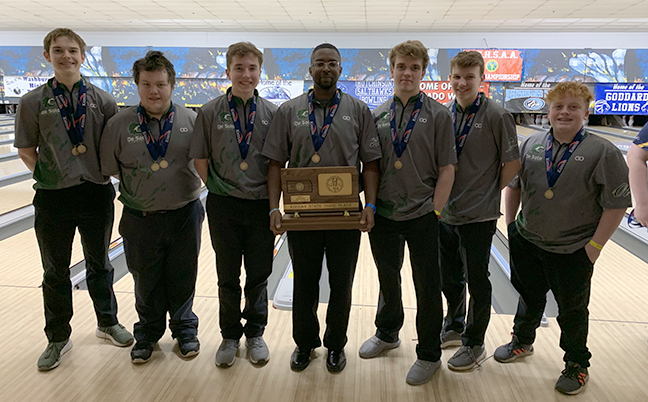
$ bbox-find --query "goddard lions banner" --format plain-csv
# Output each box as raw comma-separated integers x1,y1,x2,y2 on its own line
595,83,648,115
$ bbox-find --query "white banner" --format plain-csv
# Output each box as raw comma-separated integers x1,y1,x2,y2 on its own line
4,76,50,98
257,80,304,106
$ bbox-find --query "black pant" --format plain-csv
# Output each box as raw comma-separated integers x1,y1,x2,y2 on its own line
368,212,443,362
206,194,274,340
33,182,118,342
120,200,204,343
287,229,361,352
508,222,593,367
440,220,497,346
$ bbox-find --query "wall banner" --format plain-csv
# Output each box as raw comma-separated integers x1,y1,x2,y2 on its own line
257,80,304,106
337,80,394,110
464,49,523,82
4,76,50,98
420,81,490,104
595,83,648,115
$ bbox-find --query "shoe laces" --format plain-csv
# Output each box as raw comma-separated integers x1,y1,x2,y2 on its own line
247,337,265,349
562,363,587,384
220,339,239,350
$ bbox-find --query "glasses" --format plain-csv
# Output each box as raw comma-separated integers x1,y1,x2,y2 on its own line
312,61,340,69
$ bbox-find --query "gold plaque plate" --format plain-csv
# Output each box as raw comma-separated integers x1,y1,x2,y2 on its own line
281,166,359,213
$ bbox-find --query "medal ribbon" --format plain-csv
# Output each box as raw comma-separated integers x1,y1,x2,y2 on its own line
390,92,425,159
452,93,483,158
545,127,585,189
137,104,175,162
307,88,342,152
227,87,257,161
50,77,87,146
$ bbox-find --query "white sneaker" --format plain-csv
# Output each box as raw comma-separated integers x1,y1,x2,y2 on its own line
215,339,239,367
246,336,270,364
406,359,441,385
358,335,401,358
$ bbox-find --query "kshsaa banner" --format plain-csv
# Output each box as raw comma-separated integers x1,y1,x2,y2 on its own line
595,83,648,115
464,49,523,82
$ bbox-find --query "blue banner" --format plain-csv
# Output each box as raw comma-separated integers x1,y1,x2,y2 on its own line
336,80,394,110
595,83,648,115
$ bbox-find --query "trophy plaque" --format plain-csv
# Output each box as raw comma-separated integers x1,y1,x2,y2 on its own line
280,166,364,231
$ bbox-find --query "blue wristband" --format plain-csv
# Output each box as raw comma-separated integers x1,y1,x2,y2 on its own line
269,208,280,217
365,203,376,213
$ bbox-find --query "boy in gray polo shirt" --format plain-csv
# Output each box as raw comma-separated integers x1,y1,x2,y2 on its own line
15,28,133,371
358,40,456,385
263,43,381,374
190,42,277,368
495,82,630,395
101,51,204,364
440,51,520,371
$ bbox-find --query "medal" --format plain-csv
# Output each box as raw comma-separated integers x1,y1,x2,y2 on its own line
308,88,341,164
151,162,160,172
394,160,403,170
544,189,554,200
71,146,79,156
76,144,87,154
51,77,87,158
452,93,483,159
390,92,424,168
159,159,169,169
228,87,257,172
137,104,175,172
311,154,321,164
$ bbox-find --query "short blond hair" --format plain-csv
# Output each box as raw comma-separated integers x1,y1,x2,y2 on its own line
389,40,429,70
43,28,86,53
450,51,484,76
226,42,263,69
546,82,593,106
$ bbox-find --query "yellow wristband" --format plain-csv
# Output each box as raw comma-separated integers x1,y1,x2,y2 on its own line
588,239,603,251
434,210,441,219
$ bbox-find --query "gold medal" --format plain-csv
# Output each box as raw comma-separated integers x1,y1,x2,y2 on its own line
159,159,169,169
394,160,403,170
311,153,321,163
76,144,87,154
71,146,79,156
544,189,554,200
240,161,249,171
151,162,160,172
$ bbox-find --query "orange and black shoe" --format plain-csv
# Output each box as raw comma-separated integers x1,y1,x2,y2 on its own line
555,361,589,395
493,335,534,363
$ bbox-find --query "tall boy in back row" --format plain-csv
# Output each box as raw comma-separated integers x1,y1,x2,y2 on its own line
191,42,277,367
439,50,520,370
497,82,630,395
14,28,133,371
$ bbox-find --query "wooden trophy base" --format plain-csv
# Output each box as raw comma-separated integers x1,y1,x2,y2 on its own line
281,211,364,231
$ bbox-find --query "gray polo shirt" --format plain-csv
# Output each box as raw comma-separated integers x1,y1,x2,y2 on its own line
372,94,457,221
262,91,381,174
442,97,520,225
100,105,201,212
14,78,118,190
511,130,631,254
190,92,277,200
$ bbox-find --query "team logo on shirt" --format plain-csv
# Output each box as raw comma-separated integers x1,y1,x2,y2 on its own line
297,109,308,119
370,136,380,148
219,112,232,122
129,123,142,134
612,183,630,198
179,127,189,133
527,143,545,162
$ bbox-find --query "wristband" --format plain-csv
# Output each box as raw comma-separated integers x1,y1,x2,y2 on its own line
365,203,376,213
434,209,441,219
269,208,280,217
588,239,603,251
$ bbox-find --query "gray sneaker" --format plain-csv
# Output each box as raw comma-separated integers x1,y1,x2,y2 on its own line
447,344,487,371
406,359,442,385
96,323,134,347
215,339,239,367
37,339,72,371
358,335,401,358
246,336,270,364
555,362,589,395
440,329,462,349
493,336,534,363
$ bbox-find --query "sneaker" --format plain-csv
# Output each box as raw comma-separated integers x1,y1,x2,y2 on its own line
96,323,134,347
406,359,442,385
358,335,401,358
493,335,534,363
178,335,200,358
440,329,462,349
215,339,239,367
131,341,154,364
447,344,487,371
246,336,270,364
37,339,72,371
555,362,589,395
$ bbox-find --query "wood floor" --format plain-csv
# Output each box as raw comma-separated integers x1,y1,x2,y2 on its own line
1,219,648,402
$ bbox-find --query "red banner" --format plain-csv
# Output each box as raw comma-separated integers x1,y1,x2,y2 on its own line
464,49,523,82
419,81,490,103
